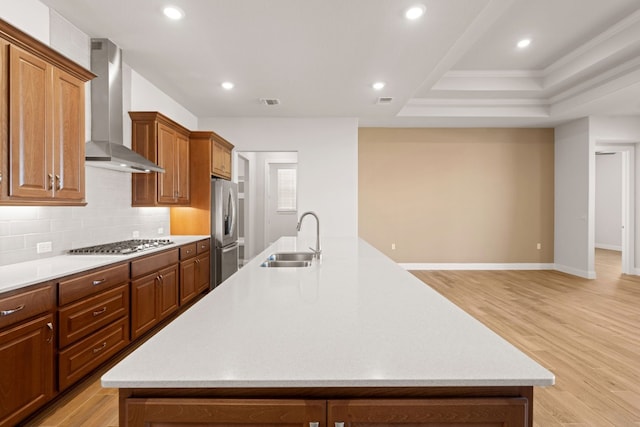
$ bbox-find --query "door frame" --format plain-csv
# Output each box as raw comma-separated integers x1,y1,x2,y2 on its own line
264,161,298,247
594,143,635,275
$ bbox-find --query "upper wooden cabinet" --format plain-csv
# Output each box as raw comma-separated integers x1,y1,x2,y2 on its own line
211,132,233,180
129,112,191,206
0,19,94,206
169,132,234,235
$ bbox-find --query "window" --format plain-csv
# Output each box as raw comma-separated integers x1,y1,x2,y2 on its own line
277,168,297,211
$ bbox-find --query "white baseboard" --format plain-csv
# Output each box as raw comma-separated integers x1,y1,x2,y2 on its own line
595,243,622,251
552,264,596,279
401,263,555,271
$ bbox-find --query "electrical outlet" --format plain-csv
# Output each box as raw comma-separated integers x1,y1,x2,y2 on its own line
391,243,396,250
537,243,541,250
157,227,164,235
132,231,140,238
37,241,52,254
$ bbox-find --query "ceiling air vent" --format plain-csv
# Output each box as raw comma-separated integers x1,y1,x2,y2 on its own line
377,97,393,104
260,98,281,106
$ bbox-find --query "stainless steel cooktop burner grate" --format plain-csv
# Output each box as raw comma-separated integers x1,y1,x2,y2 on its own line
69,239,174,255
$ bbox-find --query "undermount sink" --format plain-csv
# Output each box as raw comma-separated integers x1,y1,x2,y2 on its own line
267,252,315,262
260,260,312,268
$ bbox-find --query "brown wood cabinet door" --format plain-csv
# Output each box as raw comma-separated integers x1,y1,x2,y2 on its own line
0,313,54,427
0,40,7,198
52,67,85,201
327,398,528,427
179,258,197,306
158,264,179,320
131,120,158,205
211,141,224,177
9,45,52,199
221,149,231,178
157,122,177,204
125,398,326,427
196,252,210,293
176,132,190,204
131,273,159,340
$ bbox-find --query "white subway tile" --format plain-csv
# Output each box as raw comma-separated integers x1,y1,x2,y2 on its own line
0,235,26,252
11,219,51,235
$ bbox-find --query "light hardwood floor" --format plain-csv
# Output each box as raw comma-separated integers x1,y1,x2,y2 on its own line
23,249,639,426
414,249,640,427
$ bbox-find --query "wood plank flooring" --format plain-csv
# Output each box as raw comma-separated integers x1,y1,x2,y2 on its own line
413,249,640,427
23,249,639,426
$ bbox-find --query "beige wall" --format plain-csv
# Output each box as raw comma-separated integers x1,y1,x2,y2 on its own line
359,128,554,264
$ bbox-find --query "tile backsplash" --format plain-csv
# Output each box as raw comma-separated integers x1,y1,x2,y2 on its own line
0,167,170,266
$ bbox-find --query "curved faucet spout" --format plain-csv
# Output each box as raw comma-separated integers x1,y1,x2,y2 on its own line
296,211,321,259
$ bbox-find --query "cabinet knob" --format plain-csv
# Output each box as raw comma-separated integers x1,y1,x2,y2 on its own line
335,423,345,427
309,423,319,427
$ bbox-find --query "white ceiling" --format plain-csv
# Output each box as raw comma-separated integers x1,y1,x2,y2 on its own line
41,0,640,127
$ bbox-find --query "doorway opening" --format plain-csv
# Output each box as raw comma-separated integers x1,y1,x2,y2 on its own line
594,144,635,276
236,151,298,264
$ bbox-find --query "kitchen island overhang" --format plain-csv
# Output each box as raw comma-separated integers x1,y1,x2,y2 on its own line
103,237,554,426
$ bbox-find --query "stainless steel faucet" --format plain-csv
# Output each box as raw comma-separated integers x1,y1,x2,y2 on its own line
296,211,321,259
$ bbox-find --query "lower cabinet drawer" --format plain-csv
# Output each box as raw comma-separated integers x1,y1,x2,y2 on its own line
58,284,129,348
58,317,130,391
0,283,55,330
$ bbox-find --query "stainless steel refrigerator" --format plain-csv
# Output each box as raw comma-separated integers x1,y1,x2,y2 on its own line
211,178,239,288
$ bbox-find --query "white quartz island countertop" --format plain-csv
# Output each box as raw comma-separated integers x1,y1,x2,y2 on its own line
101,237,555,389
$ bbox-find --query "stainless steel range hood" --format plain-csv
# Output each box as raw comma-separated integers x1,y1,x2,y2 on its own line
85,39,164,173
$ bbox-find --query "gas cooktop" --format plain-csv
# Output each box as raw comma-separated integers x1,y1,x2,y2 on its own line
69,239,174,255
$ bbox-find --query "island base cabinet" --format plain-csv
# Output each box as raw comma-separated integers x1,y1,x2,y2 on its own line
124,398,326,427
121,397,529,427
328,398,528,426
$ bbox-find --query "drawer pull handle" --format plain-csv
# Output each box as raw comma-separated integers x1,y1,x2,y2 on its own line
93,342,107,353
93,307,107,316
0,304,25,316
309,423,319,427
46,322,54,343
92,278,106,286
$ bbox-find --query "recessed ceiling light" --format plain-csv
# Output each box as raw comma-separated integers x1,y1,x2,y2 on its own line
163,6,184,20
517,38,531,48
221,82,234,90
405,5,426,20
372,82,385,90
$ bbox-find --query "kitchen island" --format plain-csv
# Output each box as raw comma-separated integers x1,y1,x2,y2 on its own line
102,237,554,426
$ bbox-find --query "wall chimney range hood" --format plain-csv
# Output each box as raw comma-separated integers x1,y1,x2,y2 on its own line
85,39,164,173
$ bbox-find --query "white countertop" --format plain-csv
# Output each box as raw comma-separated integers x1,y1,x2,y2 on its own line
101,236,555,389
0,235,208,294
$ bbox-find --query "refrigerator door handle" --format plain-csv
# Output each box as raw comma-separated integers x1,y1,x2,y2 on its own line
221,243,239,254
228,187,236,238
